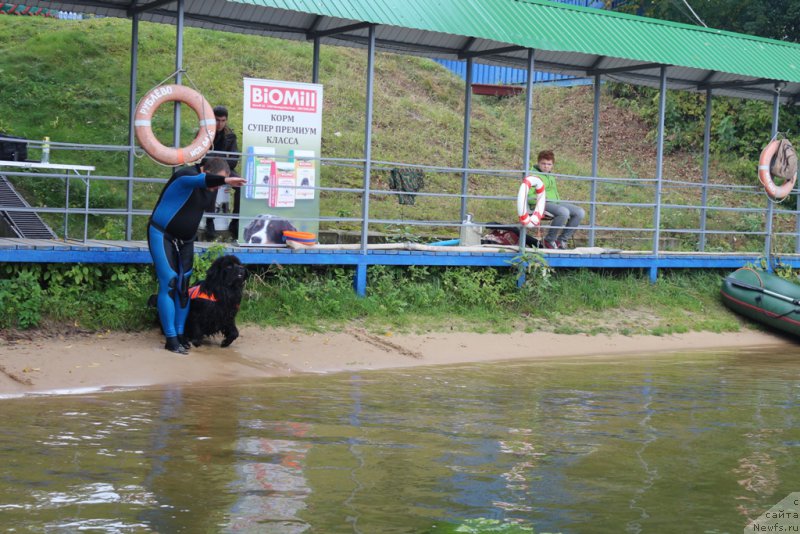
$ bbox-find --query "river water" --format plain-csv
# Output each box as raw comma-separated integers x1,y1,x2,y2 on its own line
1,348,799,533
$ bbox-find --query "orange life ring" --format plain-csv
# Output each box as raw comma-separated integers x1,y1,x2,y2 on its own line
758,140,797,201
134,84,216,166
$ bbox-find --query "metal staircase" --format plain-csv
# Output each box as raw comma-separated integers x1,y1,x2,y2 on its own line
0,174,56,239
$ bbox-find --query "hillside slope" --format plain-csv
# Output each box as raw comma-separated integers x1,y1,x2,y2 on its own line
0,16,728,242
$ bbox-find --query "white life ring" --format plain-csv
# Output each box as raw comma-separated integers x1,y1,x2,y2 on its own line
134,84,216,166
758,140,797,201
517,175,546,228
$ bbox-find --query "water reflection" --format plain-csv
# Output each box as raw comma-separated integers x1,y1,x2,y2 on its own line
0,348,799,533
228,422,311,532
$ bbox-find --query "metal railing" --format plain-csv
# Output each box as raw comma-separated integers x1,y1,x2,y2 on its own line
0,139,794,258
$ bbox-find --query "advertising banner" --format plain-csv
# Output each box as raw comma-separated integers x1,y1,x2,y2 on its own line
240,78,322,245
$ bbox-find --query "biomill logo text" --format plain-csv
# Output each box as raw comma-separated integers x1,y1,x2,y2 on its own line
250,86,317,113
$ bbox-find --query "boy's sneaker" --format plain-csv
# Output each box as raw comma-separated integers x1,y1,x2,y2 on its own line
557,239,571,250
543,239,559,250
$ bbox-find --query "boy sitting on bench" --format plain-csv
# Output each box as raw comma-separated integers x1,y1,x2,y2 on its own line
529,150,585,250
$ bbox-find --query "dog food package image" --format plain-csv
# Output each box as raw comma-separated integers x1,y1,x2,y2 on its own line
291,149,315,200
242,214,298,246
271,162,296,208
245,146,276,200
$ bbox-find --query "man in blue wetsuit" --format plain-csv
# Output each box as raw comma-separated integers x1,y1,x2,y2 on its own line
148,157,246,354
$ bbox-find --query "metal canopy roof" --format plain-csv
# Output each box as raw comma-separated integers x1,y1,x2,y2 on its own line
25,0,800,103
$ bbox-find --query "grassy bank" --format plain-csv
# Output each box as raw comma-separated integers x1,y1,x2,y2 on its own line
1,251,746,338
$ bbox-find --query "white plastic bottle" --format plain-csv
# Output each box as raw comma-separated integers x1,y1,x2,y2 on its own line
460,213,483,246
41,137,50,164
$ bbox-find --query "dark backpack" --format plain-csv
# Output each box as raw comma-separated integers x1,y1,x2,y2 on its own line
482,228,519,246
480,224,541,248
0,133,28,162
770,138,797,181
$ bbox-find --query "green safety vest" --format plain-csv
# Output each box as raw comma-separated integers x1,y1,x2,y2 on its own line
527,165,560,203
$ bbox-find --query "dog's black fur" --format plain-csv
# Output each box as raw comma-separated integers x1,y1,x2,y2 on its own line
185,255,247,347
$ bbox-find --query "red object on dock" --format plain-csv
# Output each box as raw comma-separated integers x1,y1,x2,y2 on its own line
471,83,524,97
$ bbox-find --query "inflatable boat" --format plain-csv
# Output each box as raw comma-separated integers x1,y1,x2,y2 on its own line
721,267,800,337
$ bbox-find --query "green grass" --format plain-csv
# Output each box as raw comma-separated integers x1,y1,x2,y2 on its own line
0,259,747,337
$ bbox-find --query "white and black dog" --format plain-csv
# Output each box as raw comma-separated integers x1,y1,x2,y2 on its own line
243,214,297,245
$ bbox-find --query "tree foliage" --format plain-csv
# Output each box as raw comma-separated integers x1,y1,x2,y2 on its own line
605,1,800,161
607,82,800,159
609,0,800,42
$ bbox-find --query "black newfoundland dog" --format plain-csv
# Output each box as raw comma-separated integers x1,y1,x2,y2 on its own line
185,255,247,347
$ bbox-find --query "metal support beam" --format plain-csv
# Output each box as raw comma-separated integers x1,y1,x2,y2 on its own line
459,37,476,55
699,88,712,252
588,55,606,71
519,49,535,252
308,21,371,40
128,0,174,16
522,50,535,174
177,12,304,36
172,0,184,147
460,45,525,59
699,77,771,91
766,87,780,267
359,25,376,258
125,14,139,240
605,70,737,94
603,70,785,101
307,15,323,34
589,73,600,247
312,36,320,84
291,32,456,57
459,57,473,223
589,62,662,76
651,66,668,282
354,262,367,296
8,246,779,274
697,70,717,87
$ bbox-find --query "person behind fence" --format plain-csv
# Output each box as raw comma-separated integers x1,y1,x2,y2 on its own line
204,105,240,240
148,157,246,354
530,149,585,250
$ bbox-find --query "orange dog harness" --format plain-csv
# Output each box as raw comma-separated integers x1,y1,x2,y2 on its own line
188,285,216,302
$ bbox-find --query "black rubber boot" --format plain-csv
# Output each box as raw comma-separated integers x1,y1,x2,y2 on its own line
177,334,192,350
165,336,188,355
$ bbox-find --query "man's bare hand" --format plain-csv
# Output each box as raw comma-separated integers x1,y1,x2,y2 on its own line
225,176,247,187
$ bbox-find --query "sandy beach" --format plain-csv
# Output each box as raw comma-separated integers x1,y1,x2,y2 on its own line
0,326,790,397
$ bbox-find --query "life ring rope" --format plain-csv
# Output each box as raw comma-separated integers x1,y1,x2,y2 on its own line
134,70,216,167
517,175,546,228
